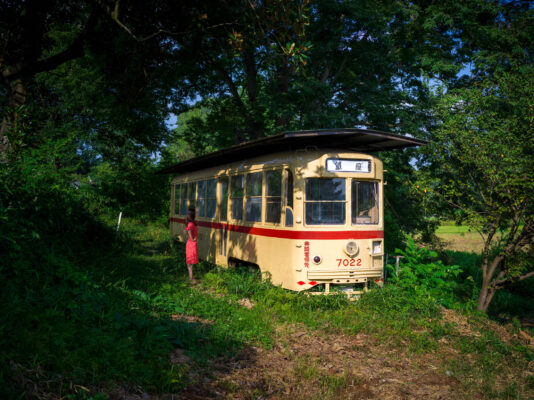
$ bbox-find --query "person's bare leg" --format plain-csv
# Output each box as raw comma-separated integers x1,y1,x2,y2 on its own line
187,264,195,282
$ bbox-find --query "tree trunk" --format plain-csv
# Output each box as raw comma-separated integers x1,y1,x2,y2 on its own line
0,119,11,156
477,251,509,312
0,78,27,156
243,48,264,141
274,62,291,129
246,119,264,141
0,7,98,158
477,281,497,313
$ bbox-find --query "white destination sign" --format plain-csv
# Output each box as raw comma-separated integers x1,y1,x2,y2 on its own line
326,158,371,173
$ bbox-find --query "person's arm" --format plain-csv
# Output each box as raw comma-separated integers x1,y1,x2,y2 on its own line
188,230,196,241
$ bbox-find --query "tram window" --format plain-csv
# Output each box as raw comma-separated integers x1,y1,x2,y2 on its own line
219,177,228,221
174,184,180,215
231,175,244,220
352,180,379,224
206,179,217,218
197,180,206,217
180,184,187,215
265,170,282,223
285,169,293,227
285,208,293,226
246,172,263,222
285,169,293,209
305,178,346,225
187,182,196,209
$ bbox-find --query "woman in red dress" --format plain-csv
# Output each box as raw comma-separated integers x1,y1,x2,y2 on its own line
184,208,199,283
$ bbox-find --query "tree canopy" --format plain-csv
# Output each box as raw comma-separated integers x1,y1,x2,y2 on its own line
1,0,533,314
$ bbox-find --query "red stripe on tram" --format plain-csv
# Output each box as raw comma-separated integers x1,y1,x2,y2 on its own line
170,217,383,240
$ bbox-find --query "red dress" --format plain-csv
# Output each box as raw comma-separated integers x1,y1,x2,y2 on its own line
185,222,199,264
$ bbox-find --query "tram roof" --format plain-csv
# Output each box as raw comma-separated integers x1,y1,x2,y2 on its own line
156,128,427,175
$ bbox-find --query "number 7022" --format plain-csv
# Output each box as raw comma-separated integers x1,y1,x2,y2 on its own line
337,259,362,267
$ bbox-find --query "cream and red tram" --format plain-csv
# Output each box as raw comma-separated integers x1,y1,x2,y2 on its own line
158,129,425,293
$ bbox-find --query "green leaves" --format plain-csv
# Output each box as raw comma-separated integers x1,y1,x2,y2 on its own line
388,238,463,306
413,1,534,311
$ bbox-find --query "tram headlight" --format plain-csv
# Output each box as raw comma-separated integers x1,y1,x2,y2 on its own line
372,240,382,254
344,240,358,257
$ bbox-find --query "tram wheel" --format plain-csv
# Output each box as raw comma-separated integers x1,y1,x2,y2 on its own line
228,257,238,268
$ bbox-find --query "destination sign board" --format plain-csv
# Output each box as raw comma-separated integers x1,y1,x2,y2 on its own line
326,158,371,173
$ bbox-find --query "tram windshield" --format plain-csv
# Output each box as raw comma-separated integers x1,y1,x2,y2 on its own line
352,180,379,224
305,178,346,225
304,178,379,225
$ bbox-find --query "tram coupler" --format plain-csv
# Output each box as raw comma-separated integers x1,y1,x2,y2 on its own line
307,281,369,300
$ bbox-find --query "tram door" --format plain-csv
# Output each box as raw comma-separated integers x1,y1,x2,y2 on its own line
216,177,229,265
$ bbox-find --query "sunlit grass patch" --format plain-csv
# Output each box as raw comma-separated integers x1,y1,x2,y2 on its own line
435,221,507,253
437,221,475,234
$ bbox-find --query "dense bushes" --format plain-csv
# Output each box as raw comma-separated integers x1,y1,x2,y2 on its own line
386,238,462,307
0,150,109,274
0,154,179,396
80,159,170,222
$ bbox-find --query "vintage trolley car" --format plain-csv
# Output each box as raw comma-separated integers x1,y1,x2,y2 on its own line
158,129,425,294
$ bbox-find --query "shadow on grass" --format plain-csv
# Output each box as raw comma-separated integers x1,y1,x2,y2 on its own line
1,224,257,398
441,250,534,326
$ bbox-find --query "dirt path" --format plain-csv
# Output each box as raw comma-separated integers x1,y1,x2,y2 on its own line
176,324,467,400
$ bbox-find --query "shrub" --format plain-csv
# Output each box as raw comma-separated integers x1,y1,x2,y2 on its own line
387,238,462,306
0,154,183,395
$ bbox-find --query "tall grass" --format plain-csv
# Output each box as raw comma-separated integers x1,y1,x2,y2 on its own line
2,207,533,397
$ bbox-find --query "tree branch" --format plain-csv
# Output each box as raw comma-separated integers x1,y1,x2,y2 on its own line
487,221,534,284
518,270,534,281
135,23,237,42
2,9,100,80
320,64,331,84
493,269,534,289
332,55,348,83
211,61,250,120
95,0,237,42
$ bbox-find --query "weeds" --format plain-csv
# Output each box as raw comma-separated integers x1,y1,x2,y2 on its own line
387,238,462,307
2,216,533,399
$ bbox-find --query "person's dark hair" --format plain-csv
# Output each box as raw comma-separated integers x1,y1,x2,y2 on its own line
186,208,197,225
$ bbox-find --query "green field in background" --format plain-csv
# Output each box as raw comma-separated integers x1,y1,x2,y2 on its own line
436,221,474,235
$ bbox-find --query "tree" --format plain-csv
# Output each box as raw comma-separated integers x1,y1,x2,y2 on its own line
0,1,247,159
169,0,471,147
416,0,534,311
163,0,310,142
419,71,534,312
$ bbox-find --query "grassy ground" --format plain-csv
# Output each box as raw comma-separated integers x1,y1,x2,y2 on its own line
4,218,534,399
435,221,491,253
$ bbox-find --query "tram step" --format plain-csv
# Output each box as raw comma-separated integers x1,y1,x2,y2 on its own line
307,269,381,280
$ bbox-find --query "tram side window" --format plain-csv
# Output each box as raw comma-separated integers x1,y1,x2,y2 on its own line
174,184,181,215
246,172,263,222
206,179,217,218
180,184,187,215
352,180,379,224
285,169,293,226
305,178,346,225
231,174,244,220
187,182,196,209
197,180,206,217
265,170,281,223
219,177,228,221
